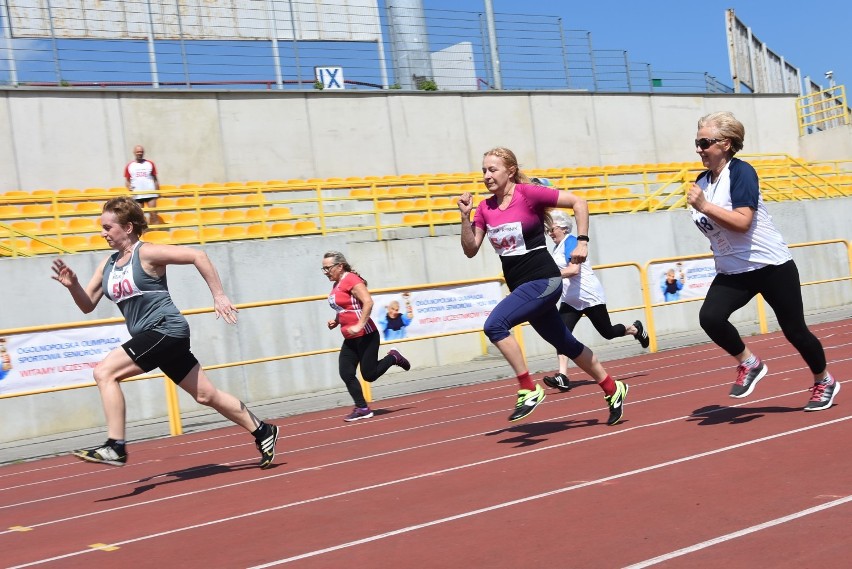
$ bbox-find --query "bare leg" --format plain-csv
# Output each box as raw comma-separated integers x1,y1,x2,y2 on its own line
178,364,260,433
570,346,609,384
92,347,148,441
557,353,570,375
493,336,528,375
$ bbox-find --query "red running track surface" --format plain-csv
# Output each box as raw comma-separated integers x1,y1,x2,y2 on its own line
1,320,851,568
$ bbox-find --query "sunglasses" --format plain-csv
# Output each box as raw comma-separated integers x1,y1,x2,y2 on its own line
321,263,340,273
694,137,723,150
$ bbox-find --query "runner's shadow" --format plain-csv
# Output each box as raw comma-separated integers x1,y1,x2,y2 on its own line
688,404,800,425
372,407,411,417
485,419,599,448
96,462,262,501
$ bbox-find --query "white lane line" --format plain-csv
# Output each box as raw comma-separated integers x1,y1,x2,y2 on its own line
623,495,852,568
8,415,851,568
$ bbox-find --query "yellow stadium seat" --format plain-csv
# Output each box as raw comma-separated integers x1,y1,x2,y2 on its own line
413,198,430,208
393,199,415,211
0,205,20,217
200,227,224,241
84,187,108,195
179,183,201,190
50,203,76,215
267,207,291,219
88,235,108,249
200,210,223,224
247,224,268,237
11,220,38,233
21,204,50,217
441,210,459,222
431,197,454,209
39,219,67,233
223,209,248,223
224,182,245,188
31,189,55,198
349,188,372,198
377,200,395,211
68,217,99,232
3,190,29,199
244,208,265,221
170,228,197,242
27,239,61,254
293,221,318,234
0,238,28,256
60,235,88,250
57,188,82,197
176,197,199,207
173,212,199,224
270,222,294,235
75,202,102,214
143,230,170,244
156,197,177,208
222,195,246,205
402,213,423,225
223,225,248,239
199,196,224,207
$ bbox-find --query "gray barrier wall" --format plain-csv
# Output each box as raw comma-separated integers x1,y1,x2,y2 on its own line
1,197,850,443
0,89,803,191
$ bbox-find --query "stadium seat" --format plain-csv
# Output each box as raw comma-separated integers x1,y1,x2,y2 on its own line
200,210,223,224
75,202,102,214
244,208,265,221
222,209,248,223
199,196,225,207
266,207,291,219
143,230,170,244
27,239,61,254
156,197,176,208
222,195,246,205
176,197,199,207
11,220,38,233
170,228,197,242
3,190,29,199
292,221,318,234
269,222,294,235
0,205,20,218
57,188,82,197
31,189,55,198
67,217,98,232
402,213,423,225
200,227,224,241
21,204,50,217
50,203,76,215
39,219,67,233
60,235,88,250
222,225,248,239
247,224,268,238
87,235,108,249
173,212,199,224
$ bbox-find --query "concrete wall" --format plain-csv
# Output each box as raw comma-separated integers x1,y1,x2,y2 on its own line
2,197,850,443
799,123,852,162
0,88,803,191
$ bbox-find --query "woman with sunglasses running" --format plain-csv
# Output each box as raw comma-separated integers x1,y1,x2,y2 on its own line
688,111,840,411
458,147,627,425
323,251,410,422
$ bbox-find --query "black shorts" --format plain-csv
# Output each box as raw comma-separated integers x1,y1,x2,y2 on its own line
122,330,199,384
134,196,158,206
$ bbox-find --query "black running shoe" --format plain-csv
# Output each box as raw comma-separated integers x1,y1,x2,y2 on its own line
634,320,650,349
508,384,546,422
542,372,572,392
605,381,629,426
729,360,768,398
72,442,127,467
256,424,280,469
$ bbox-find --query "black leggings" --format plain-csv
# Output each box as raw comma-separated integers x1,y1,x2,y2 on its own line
338,329,394,408
559,303,627,338
699,260,826,374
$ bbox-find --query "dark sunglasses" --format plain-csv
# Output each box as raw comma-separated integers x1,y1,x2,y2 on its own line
694,137,723,150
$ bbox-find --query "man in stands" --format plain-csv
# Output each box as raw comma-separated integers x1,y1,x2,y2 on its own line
124,145,162,225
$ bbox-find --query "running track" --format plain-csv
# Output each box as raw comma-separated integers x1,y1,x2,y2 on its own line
2,320,851,568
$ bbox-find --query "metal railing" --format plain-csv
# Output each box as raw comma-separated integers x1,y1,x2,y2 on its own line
2,239,849,437
797,84,851,135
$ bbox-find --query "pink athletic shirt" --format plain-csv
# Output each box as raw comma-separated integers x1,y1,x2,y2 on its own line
328,272,378,338
473,183,561,290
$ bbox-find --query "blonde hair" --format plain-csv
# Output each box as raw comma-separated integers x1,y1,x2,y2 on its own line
482,147,531,184
698,111,745,155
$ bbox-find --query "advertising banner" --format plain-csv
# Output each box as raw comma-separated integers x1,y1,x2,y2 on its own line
371,282,503,341
0,325,131,396
649,259,717,303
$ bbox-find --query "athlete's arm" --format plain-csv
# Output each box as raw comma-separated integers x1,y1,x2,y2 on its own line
51,257,106,313
458,192,485,257
553,191,589,264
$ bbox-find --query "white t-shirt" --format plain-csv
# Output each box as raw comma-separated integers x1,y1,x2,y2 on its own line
691,158,791,274
551,235,606,310
124,159,159,200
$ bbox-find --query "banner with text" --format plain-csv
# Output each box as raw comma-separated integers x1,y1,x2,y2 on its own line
372,282,503,341
0,325,131,396
649,259,717,303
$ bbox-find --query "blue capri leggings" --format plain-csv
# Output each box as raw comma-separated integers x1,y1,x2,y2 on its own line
484,277,586,360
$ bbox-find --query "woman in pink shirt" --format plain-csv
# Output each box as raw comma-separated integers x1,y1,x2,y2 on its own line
458,147,627,425
324,251,410,421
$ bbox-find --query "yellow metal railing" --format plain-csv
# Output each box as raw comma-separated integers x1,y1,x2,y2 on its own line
4,240,848,437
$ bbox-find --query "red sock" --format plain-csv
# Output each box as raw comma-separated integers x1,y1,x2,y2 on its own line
517,372,534,391
599,375,616,397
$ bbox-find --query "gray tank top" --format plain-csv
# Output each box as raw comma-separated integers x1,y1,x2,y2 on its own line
101,241,190,337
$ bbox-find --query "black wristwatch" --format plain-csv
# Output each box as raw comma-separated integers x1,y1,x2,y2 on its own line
577,235,590,242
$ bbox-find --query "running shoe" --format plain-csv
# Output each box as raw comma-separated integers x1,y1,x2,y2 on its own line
255,424,280,469
387,349,411,371
729,359,768,398
804,377,841,412
634,320,650,349
542,372,572,392
72,442,127,467
508,384,546,422
605,380,629,426
344,407,374,422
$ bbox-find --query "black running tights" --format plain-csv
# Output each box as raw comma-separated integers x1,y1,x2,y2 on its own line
559,303,627,339
698,260,826,374
338,329,394,408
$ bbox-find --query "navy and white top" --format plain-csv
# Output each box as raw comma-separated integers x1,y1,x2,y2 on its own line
102,241,190,337
551,234,606,310
691,158,792,275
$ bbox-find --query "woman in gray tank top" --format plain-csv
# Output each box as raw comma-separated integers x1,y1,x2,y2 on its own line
52,197,280,468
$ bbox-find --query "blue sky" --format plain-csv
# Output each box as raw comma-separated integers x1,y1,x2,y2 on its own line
459,0,852,92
